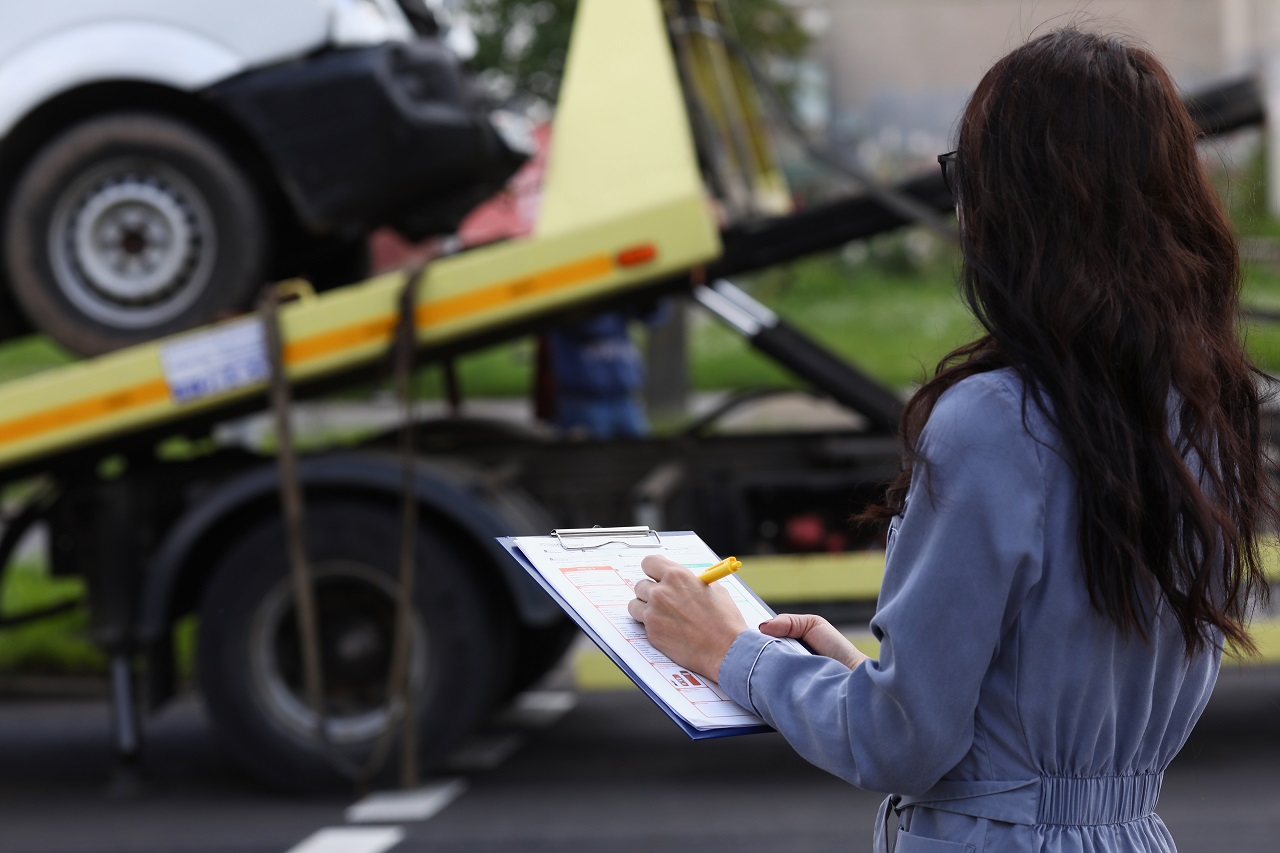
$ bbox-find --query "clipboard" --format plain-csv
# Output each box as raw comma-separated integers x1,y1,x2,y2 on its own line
498,527,801,740
550,526,664,550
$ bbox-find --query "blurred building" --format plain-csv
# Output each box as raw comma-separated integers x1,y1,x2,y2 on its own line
787,0,1280,174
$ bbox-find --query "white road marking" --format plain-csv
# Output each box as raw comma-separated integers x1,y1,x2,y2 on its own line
497,690,578,728
284,826,404,853
287,692,567,851
445,733,526,771
346,779,468,823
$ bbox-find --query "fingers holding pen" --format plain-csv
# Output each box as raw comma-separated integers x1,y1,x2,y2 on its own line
631,576,656,601
629,555,748,681
640,554,683,582
629,555,696,617
628,557,681,617
626,574,665,631
626,593,647,623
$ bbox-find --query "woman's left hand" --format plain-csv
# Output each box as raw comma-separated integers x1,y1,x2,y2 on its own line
627,554,748,682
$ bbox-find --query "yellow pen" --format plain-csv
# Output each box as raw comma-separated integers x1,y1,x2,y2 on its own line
697,556,742,584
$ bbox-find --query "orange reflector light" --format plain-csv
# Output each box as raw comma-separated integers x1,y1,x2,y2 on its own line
616,244,658,267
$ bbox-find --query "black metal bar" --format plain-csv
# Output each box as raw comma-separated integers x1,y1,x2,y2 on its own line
109,654,141,762
711,172,953,279
693,281,903,433
1184,75,1263,137
745,321,903,434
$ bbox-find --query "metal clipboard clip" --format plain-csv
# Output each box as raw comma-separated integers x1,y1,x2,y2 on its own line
551,526,664,550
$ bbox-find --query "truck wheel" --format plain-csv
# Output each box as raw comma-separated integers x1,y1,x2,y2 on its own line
3,113,267,356
197,501,511,792
506,618,580,698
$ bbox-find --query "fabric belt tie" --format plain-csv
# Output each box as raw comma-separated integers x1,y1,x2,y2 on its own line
874,773,1163,853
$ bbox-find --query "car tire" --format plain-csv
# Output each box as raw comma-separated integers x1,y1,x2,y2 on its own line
505,618,580,699
3,112,267,356
197,500,511,793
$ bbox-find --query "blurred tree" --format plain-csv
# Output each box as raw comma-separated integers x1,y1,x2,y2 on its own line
464,0,810,102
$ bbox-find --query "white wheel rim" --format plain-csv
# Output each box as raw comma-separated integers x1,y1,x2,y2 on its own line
248,560,427,746
48,159,218,329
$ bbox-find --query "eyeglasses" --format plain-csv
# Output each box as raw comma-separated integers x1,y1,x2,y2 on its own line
937,150,958,197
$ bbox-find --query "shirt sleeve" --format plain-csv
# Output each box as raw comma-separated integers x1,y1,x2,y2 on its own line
718,373,1047,795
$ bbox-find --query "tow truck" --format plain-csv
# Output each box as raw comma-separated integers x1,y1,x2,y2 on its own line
0,0,1274,792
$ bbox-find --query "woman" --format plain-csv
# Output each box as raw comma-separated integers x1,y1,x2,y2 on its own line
627,28,1273,853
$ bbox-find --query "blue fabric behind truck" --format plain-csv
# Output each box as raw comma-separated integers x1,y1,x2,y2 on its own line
547,311,648,438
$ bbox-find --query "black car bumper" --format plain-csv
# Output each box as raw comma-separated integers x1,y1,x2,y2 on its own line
205,40,526,238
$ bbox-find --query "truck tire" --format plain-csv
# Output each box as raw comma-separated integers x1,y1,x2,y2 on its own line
506,618,580,698
3,113,267,356
197,501,511,792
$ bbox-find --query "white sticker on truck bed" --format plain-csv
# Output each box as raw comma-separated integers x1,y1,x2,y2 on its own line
159,318,269,404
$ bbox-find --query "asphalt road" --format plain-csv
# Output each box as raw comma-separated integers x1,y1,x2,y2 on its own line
0,664,1276,853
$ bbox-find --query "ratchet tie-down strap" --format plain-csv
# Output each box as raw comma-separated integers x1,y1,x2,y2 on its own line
259,259,429,791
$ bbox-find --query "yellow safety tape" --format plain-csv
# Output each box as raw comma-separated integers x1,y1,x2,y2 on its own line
417,253,614,325
0,379,171,446
285,252,614,364
283,316,399,365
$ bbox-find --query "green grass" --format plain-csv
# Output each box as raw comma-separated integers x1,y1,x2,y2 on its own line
1241,264,1280,368
0,336,72,384
413,338,537,399
0,563,201,678
1219,143,1280,239
0,563,101,675
690,249,977,392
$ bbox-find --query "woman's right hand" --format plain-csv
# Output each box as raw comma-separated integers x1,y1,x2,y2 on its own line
759,613,869,670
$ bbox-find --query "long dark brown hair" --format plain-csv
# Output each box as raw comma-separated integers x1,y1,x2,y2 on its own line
870,28,1273,656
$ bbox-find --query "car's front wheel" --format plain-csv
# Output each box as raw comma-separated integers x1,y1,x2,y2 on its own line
3,112,268,355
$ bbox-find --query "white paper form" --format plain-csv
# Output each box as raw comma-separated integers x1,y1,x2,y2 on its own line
512,531,795,730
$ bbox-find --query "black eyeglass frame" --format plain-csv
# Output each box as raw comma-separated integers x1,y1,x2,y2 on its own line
938,150,958,197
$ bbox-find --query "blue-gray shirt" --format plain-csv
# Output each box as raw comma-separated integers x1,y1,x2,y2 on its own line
719,368,1220,852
